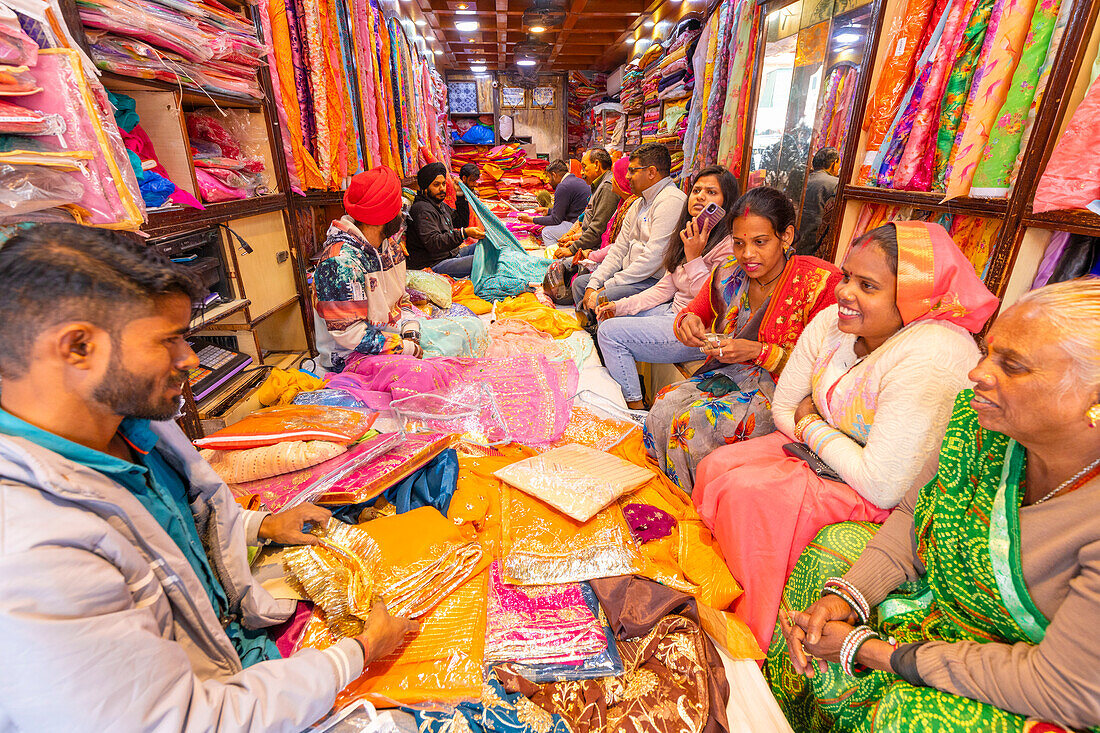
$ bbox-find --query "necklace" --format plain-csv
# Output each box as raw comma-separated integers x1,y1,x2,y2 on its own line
1033,455,1100,504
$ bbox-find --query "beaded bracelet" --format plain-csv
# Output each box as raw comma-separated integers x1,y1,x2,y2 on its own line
840,625,879,676
793,414,821,442
822,577,870,623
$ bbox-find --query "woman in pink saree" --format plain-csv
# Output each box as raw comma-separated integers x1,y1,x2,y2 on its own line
692,220,998,650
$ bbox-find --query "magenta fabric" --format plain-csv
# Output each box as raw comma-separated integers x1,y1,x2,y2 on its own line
273,601,313,657
622,503,677,543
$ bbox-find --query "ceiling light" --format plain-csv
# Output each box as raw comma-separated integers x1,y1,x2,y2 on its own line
471,64,487,72
415,18,426,26
642,18,654,28
517,58,537,66
433,48,442,54
456,2,468,7
455,20,479,31
529,24,546,33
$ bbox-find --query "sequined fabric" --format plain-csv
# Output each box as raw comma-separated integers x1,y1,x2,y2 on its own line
500,484,644,586
284,510,487,635
485,561,606,666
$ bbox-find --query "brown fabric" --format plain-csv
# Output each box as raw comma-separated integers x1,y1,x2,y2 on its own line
497,575,730,733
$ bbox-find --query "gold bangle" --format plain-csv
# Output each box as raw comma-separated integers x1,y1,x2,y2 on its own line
794,414,821,442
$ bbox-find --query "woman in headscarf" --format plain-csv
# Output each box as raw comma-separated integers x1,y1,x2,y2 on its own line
584,156,639,265
693,221,998,650
773,278,1100,733
643,187,842,490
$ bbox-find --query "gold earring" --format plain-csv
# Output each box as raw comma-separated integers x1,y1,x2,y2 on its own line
1089,404,1100,428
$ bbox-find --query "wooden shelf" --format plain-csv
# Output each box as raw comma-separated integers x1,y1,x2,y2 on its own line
251,295,301,325
296,190,346,207
1022,207,1100,237
840,185,1009,216
187,298,250,336
143,194,288,238
99,71,264,110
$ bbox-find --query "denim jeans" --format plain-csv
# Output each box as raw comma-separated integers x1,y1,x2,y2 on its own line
596,303,705,402
430,243,477,278
570,272,661,308
541,220,575,247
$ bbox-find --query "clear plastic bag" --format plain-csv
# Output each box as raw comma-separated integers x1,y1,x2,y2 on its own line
0,163,83,216
390,381,511,446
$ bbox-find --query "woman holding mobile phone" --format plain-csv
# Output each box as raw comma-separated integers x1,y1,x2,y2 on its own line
643,187,842,492
595,166,740,409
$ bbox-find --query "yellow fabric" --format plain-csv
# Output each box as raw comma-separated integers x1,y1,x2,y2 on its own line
609,431,763,660
494,293,581,338
256,368,325,407
451,279,493,315
200,440,346,484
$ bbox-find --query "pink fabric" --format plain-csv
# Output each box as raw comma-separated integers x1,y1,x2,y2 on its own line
1033,75,1100,214
341,354,579,444
613,156,630,192
613,236,737,316
485,562,606,664
693,431,889,650
273,602,313,657
891,220,999,332
486,320,574,361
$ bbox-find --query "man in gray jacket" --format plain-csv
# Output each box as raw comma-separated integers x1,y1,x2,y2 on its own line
551,148,618,259
0,225,415,732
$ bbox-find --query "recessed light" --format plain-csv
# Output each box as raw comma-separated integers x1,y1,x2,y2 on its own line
456,2,468,7
433,48,442,54
517,59,536,66
415,18,426,26
642,19,654,28
471,64,487,72
529,24,546,33
455,20,479,31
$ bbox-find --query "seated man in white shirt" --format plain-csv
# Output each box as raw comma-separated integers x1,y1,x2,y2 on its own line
573,143,687,309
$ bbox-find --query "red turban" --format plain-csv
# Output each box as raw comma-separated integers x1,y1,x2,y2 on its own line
344,167,402,225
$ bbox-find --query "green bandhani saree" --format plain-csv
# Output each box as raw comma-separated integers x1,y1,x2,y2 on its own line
767,391,1068,733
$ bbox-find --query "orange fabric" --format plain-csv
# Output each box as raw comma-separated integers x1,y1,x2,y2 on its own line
265,0,326,189
891,220,999,332
336,569,488,708
193,406,376,450
451,278,493,315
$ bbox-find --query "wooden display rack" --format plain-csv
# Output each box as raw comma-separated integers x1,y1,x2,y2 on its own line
55,0,390,437
819,0,1100,312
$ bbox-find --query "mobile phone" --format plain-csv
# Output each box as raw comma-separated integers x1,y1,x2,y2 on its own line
695,202,726,232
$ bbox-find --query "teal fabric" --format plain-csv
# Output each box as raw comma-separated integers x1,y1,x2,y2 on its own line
458,180,550,301
0,409,281,667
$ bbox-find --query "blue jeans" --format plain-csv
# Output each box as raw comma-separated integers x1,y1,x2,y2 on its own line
570,272,661,307
431,243,476,278
597,303,705,403
541,220,575,247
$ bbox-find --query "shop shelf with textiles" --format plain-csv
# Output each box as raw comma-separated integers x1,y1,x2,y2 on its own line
820,0,1100,302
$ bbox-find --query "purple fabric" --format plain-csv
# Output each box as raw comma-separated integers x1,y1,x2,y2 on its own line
622,503,676,543
1031,230,1071,289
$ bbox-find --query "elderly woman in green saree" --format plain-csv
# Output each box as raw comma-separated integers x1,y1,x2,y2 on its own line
769,277,1100,733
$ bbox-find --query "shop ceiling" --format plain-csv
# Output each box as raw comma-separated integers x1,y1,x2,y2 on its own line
403,0,714,73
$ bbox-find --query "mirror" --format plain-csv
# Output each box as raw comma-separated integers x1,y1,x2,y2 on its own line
747,0,874,252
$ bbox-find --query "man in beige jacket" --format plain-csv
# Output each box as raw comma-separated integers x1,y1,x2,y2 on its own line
0,224,415,732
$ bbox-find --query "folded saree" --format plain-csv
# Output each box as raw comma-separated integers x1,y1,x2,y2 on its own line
485,561,607,665
494,444,654,522
229,432,404,511
285,509,487,632
298,568,488,708
194,405,376,450
313,433,452,505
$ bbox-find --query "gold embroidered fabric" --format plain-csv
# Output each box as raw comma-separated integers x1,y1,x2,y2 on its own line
284,509,487,639
501,483,644,585
497,614,713,733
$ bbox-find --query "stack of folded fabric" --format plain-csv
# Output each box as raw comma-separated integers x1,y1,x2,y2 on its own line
451,143,551,205
626,114,642,147
641,107,661,140
620,65,643,113
80,0,265,100
185,109,269,202
484,562,614,670
195,405,407,511
567,71,604,151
